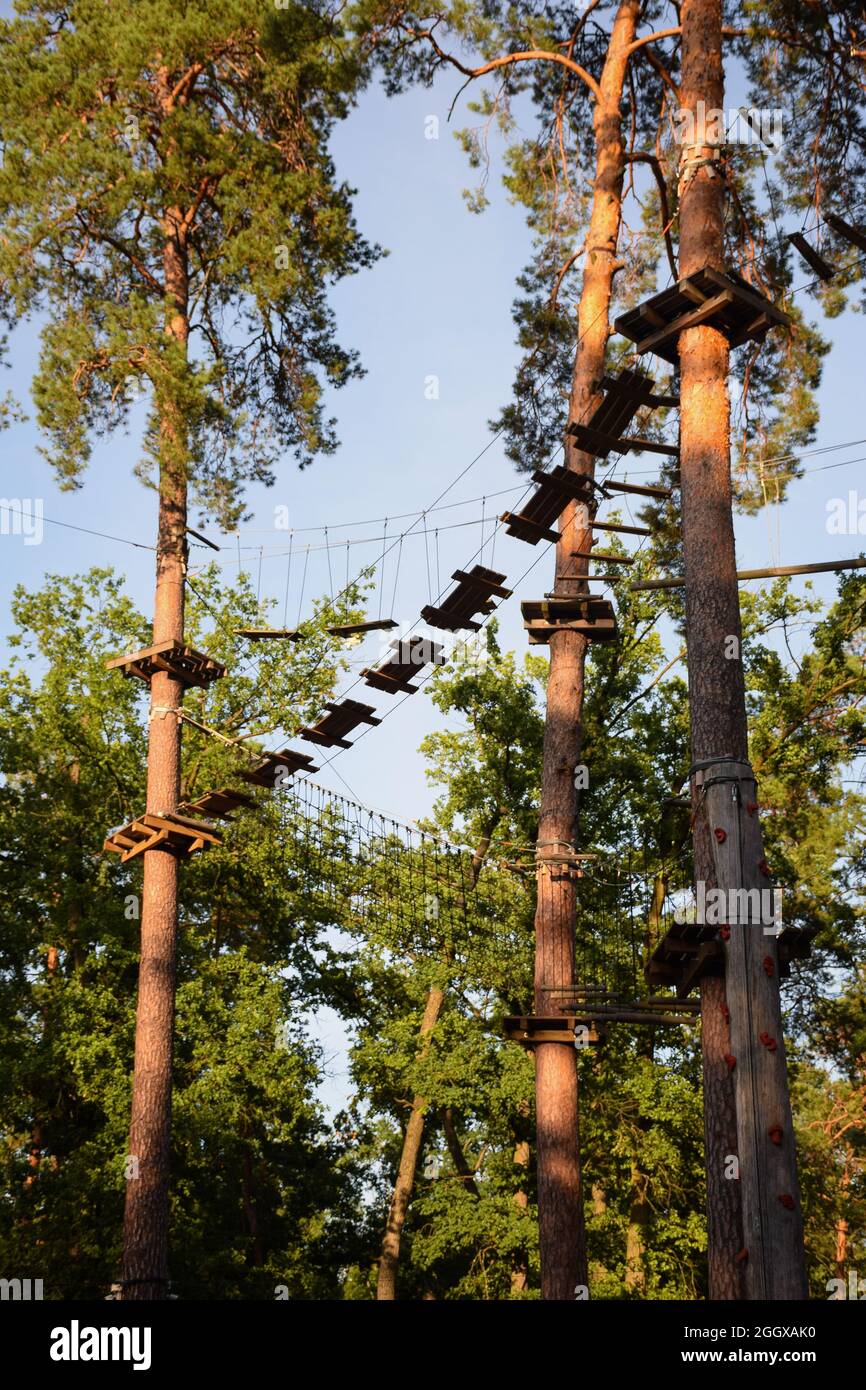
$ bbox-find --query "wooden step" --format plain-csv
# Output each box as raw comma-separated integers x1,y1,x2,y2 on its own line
604,479,673,500
571,549,634,565
787,232,835,282
825,212,866,255
568,422,679,459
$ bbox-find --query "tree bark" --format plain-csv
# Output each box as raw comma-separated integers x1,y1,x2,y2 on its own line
121,192,190,1300
533,0,641,1302
678,0,807,1300
624,1160,649,1294
376,984,445,1300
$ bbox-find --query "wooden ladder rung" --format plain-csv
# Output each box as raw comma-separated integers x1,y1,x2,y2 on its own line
787,232,836,282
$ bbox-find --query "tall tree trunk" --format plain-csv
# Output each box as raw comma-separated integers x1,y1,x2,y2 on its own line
376,985,445,1300
678,0,806,1300
121,194,190,1301
534,0,640,1302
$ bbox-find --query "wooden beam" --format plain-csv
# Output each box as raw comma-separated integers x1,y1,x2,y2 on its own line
787,232,835,282
825,212,866,255
628,556,866,591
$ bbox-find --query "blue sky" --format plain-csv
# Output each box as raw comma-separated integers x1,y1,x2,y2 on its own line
2,54,864,828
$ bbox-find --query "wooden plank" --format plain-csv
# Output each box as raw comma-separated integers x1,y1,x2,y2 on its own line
501,512,560,545
825,212,866,255
234,627,301,641
604,479,673,499
629,556,866,591
451,569,512,599
787,232,835,282
592,520,651,537
571,549,634,565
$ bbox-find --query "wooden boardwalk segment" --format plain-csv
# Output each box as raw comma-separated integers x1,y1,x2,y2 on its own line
566,367,677,459
178,787,258,820
106,641,226,689
522,595,618,645
614,267,791,363
362,635,445,695
501,466,596,545
646,912,816,999
241,749,319,787
421,565,512,632
300,698,381,749
104,811,222,863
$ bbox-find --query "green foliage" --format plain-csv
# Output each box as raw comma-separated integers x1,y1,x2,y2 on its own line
0,1,380,520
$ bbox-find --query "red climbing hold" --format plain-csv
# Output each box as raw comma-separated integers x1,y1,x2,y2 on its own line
746,802,758,816
758,858,771,877
759,1031,778,1052
719,925,731,941
714,827,727,843
768,1125,783,1146
779,1193,795,1210
720,1003,730,1023
724,1054,737,1071
762,955,775,978
736,1248,749,1263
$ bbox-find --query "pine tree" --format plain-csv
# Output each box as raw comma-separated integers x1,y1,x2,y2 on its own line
0,0,378,1296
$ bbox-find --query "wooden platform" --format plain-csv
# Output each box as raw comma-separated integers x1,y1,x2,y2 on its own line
503,1014,604,1046
103,811,222,862
522,596,618,645
421,565,511,632
300,699,381,749
241,749,319,787
647,921,818,997
178,787,258,820
614,267,791,364
362,635,445,694
106,641,226,689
